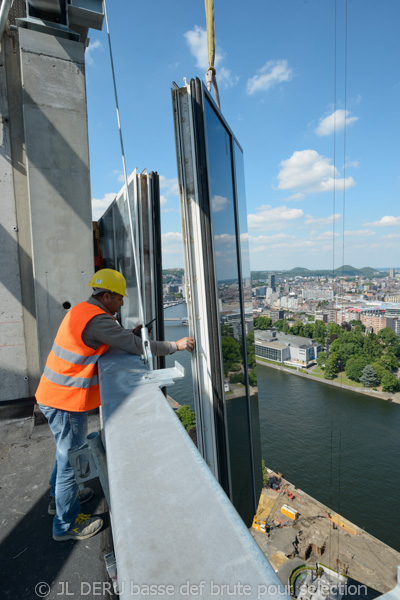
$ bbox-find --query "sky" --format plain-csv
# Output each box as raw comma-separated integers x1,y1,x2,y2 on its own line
86,0,400,272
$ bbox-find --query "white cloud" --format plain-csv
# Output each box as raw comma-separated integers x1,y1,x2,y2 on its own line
277,150,356,193
218,67,239,87
345,160,360,169
85,39,102,66
184,26,237,88
344,229,375,237
305,213,341,227
162,232,182,242
161,232,183,255
246,59,293,95
159,175,179,197
383,233,400,239
248,233,294,244
314,231,340,240
316,109,359,136
160,195,168,206
184,26,219,70
113,170,125,183
248,205,303,231
91,193,115,221
364,216,400,227
212,195,228,212
252,238,315,253
282,193,305,202
215,233,236,244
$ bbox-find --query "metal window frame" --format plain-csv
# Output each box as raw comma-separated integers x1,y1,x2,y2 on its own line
172,78,260,516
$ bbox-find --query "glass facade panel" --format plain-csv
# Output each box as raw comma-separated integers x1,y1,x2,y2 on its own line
204,96,260,525
172,80,263,526
233,141,262,504
98,179,142,329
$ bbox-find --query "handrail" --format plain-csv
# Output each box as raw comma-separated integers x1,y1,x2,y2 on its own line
99,349,290,599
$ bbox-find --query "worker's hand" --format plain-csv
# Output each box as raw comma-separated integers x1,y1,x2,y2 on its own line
176,337,194,353
132,325,143,337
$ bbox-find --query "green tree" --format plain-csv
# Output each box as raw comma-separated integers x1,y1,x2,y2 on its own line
176,405,196,431
249,368,258,386
370,361,387,383
291,320,305,336
363,333,382,362
381,371,400,393
350,319,365,332
317,350,326,368
313,320,327,344
274,319,285,331
324,352,340,379
221,336,241,375
221,324,234,337
328,323,341,337
230,372,245,384
379,351,398,371
345,356,369,381
246,330,256,369
262,459,268,486
378,327,397,346
304,323,314,338
254,316,272,330
359,365,379,387
282,320,291,333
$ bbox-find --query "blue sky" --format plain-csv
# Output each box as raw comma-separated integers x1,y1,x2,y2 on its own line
86,0,400,271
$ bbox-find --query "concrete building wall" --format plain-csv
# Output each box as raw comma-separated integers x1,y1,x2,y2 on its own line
1,27,94,400
0,38,30,400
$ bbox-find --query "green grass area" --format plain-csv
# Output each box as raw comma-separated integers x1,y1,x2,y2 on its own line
311,366,366,388
256,357,298,370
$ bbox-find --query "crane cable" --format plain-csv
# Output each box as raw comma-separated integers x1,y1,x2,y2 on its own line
103,0,153,369
204,0,221,108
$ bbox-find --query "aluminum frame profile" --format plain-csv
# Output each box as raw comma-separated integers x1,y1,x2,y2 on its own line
172,82,219,479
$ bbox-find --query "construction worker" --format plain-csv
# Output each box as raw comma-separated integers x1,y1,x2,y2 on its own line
36,268,194,542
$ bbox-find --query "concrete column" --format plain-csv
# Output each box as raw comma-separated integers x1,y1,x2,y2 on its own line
0,36,30,401
18,27,94,374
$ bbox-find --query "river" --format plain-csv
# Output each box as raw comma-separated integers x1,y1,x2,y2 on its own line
165,303,400,552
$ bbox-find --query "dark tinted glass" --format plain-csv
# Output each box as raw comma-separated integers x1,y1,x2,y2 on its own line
233,141,263,502
204,96,255,525
98,183,140,328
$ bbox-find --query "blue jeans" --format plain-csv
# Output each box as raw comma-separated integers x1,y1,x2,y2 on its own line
38,404,88,535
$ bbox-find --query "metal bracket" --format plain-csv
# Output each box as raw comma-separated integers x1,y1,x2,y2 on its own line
68,431,110,508
104,552,119,595
127,361,185,387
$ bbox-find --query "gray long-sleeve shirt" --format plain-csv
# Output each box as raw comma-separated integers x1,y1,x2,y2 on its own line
82,296,176,356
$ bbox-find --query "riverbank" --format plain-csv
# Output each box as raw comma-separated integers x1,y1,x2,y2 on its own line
256,358,400,404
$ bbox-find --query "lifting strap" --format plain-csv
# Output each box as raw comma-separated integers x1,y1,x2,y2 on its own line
204,0,221,109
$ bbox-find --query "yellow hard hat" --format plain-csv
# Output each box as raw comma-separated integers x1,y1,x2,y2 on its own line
87,269,128,297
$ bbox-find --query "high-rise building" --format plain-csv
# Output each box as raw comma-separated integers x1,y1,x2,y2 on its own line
268,273,276,291
390,268,395,278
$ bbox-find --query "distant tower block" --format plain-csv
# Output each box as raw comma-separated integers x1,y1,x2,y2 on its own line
268,273,276,291
390,268,395,278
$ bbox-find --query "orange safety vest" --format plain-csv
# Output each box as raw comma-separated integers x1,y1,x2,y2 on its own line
35,302,116,412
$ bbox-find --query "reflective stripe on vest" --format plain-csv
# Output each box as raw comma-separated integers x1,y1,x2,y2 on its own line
35,302,116,411
44,365,99,388
51,341,102,365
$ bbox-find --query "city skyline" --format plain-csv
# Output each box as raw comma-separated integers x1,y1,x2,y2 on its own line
86,0,400,271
